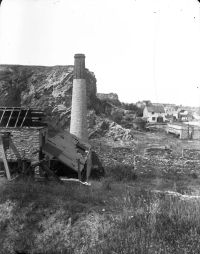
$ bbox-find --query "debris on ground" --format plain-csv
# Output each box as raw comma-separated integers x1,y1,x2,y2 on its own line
89,117,134,141
144,146,172,157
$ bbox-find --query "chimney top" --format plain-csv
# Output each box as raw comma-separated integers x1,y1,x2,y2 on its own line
74,53,85,59
74,53,85,79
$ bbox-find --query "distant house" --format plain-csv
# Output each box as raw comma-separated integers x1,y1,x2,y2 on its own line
178,109,189,122
164,105,179,122
143,104,166,123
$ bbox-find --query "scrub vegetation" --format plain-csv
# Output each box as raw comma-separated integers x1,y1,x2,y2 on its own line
1,174,200,254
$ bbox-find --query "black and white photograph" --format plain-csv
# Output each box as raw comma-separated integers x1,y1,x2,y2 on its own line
1,0,200,253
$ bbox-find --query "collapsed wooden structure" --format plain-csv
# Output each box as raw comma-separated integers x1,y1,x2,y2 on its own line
43,126,91,181
0,107,91,182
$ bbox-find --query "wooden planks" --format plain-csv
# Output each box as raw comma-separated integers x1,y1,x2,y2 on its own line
0,135,11,180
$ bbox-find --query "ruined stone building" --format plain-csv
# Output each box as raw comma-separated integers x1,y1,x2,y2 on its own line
0,107,47,172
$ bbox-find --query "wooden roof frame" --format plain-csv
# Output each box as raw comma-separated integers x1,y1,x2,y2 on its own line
0,107,46,128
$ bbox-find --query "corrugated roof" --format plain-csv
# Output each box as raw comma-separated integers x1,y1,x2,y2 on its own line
146,104,165,113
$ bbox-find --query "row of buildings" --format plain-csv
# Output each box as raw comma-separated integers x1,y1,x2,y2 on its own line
142,103,194,123
138,102,200,140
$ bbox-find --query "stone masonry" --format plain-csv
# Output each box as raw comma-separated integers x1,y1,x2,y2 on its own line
70,54,88,142
0,127,46,163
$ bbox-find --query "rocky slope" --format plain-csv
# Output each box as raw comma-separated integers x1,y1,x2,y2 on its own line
0,65,97,128
0,64,138,145
0,64,138,130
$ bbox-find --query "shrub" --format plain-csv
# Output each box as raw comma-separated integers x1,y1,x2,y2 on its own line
111,110,124,124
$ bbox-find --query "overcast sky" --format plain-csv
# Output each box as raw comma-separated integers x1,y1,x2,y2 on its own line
0,0,200,106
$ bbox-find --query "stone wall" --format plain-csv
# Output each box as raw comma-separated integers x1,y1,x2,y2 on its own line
192,128,200,140
0,128,44,163
180,128,191,139
134,155,200,177
91,139,135,169
134,146,200,177
182,149,200,160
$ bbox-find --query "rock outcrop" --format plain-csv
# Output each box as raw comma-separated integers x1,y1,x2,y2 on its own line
97,92,121,106
0,65,97,128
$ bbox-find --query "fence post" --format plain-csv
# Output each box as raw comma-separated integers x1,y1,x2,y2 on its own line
77,159,81,180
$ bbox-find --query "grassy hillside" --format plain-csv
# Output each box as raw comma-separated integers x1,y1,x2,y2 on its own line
1,176,200,254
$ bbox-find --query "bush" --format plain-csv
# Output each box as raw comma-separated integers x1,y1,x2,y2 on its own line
111,110,124,124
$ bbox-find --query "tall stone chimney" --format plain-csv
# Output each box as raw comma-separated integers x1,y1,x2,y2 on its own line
70,54,88,142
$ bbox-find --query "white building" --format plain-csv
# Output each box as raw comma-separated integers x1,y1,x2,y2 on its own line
164,105,179,120
143,104,166,123
178,109,189,121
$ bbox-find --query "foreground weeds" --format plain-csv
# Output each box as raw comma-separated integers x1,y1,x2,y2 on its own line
1,179,200,253
105,163,137,182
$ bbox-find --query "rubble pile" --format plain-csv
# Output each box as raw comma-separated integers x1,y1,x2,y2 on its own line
89,117,134,141
105,122,134,141
88,119,109,139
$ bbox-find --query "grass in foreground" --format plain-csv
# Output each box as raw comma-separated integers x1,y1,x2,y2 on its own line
1,176,200,253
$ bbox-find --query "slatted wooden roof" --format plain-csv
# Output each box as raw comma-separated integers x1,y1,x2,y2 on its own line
0,107,47,128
